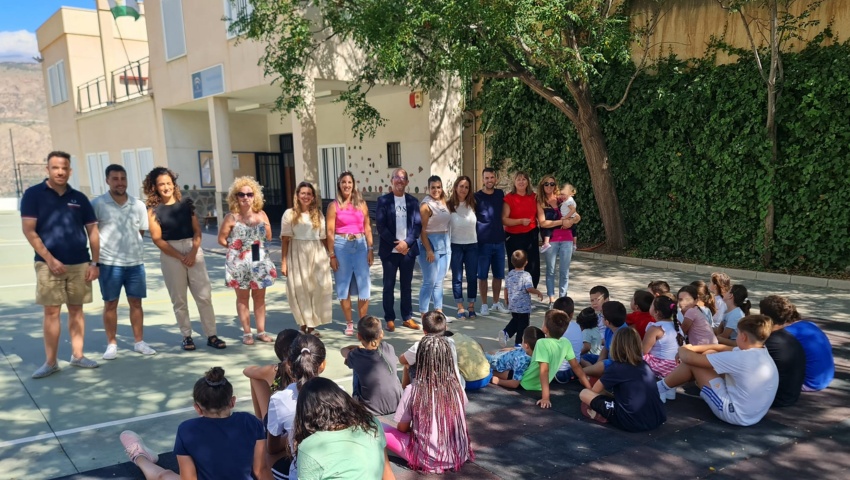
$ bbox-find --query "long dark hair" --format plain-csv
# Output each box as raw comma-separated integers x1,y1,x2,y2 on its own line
272,329,301,392
292,377,378,448
288,334,326,390
729,284,752,315
448,175,476,213
652,294,685,346
408,335,472,471
143,166,181,208
192,367,233,412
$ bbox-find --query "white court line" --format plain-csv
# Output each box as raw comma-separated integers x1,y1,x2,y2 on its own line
0,283,36,289
0,374,355,449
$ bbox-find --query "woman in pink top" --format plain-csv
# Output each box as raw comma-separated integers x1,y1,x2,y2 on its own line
536,175,581,308
502,171,540,287
326,172,374,336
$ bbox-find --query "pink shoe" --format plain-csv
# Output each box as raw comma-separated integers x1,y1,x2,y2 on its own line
120,430,159,464
345,323,354,336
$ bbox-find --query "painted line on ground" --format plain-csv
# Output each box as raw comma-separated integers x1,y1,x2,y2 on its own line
0,374,356,449
0,283,36,289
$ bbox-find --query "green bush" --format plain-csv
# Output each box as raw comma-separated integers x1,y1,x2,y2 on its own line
479,41,850,274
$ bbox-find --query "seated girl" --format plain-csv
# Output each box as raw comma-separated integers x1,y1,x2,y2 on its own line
293,377,394,479
579,328,667,432
383,334,472,473
642,294,684,401
267,334,326,480
488,325,545,388
677,285,717,346
119,367,269,480
242,329,301,419
717,284,751,346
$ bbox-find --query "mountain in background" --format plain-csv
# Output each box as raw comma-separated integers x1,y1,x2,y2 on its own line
0,62,51,197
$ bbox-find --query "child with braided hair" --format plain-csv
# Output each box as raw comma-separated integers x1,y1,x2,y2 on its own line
383,334,472,473
119,367,269,480
642,294,684,401
267,334,327,480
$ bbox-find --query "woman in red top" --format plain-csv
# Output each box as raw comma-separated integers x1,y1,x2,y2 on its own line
502,171,540,287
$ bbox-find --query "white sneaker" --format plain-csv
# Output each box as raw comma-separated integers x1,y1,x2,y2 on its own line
498,330,509,347
102,344,118,360
480,304,490,316
492,301,510,314
134,341,157,356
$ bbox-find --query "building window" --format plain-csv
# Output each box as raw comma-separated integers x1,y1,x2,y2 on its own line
162,0,187,61
47,60,68,106
224,0,253,39
387,142,401,168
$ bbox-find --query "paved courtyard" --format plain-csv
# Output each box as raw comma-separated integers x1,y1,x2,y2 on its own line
0,211,847,479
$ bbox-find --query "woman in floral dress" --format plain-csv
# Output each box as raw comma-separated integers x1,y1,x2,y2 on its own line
281,181,333,335
218,176,277,345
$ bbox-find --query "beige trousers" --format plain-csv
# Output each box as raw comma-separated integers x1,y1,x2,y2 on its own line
160,239,217,338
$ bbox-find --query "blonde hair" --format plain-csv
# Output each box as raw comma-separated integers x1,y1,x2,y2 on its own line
609,327,643,366
226,176,265,213
536,175,558,209
291,181,323,230
510,171,532,195
335,172,363,209
562,183,576,197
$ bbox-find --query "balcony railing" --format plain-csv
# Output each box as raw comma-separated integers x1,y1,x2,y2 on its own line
77,57,151,113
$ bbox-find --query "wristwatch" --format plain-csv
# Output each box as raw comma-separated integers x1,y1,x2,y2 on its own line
90,262,100,267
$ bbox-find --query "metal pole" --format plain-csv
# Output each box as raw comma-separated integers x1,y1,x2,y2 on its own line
9,129,22,199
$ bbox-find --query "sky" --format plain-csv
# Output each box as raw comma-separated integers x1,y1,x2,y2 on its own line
0,0,128,62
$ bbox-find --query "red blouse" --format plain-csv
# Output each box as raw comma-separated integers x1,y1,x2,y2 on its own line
504,192,537,234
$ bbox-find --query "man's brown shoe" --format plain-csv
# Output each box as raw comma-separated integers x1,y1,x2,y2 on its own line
386,320,396,332
402,319,421,330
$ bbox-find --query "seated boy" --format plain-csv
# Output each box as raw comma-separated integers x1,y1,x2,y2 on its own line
626,290,654,339
520,310,592,408
489,326,545,388
552,296,584,383
446,330,493,390
758,296,808,406
399,310,465,388
581,301,629,378
589,285,610,337
657,315,779,426
765,296,834,392
341,315,404,416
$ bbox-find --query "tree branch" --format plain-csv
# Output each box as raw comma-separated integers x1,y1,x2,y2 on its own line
478,71,522,79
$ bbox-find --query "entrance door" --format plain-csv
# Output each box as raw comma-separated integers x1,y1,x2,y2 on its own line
255,152,285,225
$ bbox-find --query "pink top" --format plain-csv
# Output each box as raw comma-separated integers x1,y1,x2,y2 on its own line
334,201,366,234
549,206,574,243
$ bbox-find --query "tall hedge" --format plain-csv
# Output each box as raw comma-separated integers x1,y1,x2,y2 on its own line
479,40,850,274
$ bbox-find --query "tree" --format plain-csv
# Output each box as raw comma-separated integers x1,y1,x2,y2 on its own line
234,1,666,250
715,0,823,265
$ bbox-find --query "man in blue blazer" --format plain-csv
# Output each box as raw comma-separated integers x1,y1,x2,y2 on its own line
376,168,422,332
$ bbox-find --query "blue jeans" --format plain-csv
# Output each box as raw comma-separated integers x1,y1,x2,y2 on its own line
382,252,416,322
98,264,147,301
332,235,371,300
450,243,478,303
418,233,450,312
477,242,506,280
544,240,573,298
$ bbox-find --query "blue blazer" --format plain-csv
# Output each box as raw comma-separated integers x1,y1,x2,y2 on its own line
376,192,421,260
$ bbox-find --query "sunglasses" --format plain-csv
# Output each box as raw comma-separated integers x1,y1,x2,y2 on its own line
236,192,255,198
543,182,556,187
392,175,408,181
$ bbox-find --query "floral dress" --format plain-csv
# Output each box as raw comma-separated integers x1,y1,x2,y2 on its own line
225,221,277,290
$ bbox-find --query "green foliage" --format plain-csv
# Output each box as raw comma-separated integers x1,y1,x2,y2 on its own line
480,41,850,274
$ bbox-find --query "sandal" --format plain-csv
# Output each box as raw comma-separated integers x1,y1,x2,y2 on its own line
207,335,227,349
307,328,321,338
181,336,196,351
256,332,273,343
581,403,608,424
242,333,255,345
299,325,308,334
456,309,467,321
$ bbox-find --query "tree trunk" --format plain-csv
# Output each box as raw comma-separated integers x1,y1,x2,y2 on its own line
762,0,780,267
573,87,628,250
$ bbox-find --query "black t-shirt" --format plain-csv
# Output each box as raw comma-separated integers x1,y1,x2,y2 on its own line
154,198,196,241
764,329,806,408
600,361,667,432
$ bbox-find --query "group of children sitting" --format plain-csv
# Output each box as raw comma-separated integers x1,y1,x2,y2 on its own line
114,269,836,479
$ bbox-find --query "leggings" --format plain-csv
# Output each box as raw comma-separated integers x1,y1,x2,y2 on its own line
382,423,411,463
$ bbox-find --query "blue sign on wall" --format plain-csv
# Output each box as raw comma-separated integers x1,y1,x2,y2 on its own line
191,64,225,100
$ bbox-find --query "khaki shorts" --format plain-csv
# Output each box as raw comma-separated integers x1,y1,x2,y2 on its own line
35,262,93,306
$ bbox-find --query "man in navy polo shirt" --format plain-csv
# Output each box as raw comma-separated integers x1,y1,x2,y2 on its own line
474,167,509,316
21,151,101,378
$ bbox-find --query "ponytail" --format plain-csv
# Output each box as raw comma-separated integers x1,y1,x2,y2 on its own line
730,285,751,315
653,294,684,346
272,329,302,392
288,334,327,390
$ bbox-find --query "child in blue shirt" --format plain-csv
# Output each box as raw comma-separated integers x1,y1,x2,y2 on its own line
498,250,543,347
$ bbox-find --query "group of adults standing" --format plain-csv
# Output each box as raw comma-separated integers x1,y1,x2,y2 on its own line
22,152,580,379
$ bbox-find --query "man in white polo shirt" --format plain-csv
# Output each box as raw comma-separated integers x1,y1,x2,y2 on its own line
92,164,156,359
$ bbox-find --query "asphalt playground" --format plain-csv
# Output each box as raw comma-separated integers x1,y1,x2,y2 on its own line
0,210,848,479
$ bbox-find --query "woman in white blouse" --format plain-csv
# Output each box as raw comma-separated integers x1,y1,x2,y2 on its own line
280,182,333,336
448,176,478,320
